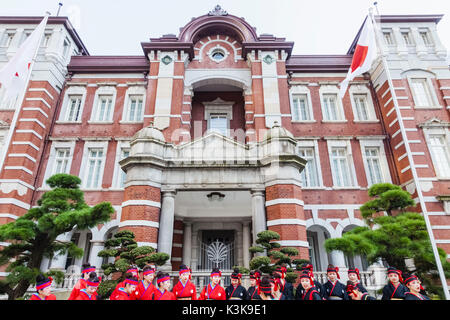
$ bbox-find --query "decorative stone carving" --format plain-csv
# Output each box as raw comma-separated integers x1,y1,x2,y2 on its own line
208,5,228,16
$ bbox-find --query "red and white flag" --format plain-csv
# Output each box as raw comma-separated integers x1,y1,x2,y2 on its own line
339,17,377,99
0,15,49,102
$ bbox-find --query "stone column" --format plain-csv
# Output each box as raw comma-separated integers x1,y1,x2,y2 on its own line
242,221,251,268
251,189,266,244
182,221,192,267
410,26,427,58
88,241,105,269
392,26,408,58
191,229,199,271
236,227,243,267
158,190,176,270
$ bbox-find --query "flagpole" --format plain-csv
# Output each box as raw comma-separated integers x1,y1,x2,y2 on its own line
368,8,450,300
0,12,51,176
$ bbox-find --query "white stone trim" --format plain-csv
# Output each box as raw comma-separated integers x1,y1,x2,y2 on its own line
42,140,76,188
23,107,49,118
58,85,87,122
18,118,45,129
274,240,309,248
25,97,52,109
0,198,30,210
359,139,392,186
0,213,19,220
267,219,307,227
349,84,378,121
11,141,39,151
118,220,160,228
16,129,43,140
89,85,117,122
121,85,146,123
8,153,36,162
289,85,315,122
121,199,161,208
4,166,33,175
265,199,304,207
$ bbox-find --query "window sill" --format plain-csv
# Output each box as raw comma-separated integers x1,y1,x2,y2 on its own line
55,120,82,124
353,120,380,123
119,121,144,124
321,120,348,123
413,105,442,110
87,121,114,124
291,120,317,123
331,186,363,190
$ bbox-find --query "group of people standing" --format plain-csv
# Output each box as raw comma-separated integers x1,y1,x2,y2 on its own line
29,262,431,301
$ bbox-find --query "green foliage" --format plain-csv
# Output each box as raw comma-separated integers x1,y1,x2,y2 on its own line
324,182,450,299
232,266,250,274
96,279,119,300
0,174,114,300
98,229,170,298
248,230,299,283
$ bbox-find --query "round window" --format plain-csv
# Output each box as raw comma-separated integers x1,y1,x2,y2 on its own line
210,48,226,62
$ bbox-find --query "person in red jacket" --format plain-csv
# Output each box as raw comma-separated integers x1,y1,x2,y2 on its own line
134,265,156,300
68,264,96,300
172,264,197,300
75,273,101,300
198,268,226,300
111,274,139,300
151,271,176,300
29,274,57,300
110,265,139,300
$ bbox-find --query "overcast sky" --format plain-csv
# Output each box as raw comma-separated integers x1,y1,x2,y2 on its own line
1,0,450,57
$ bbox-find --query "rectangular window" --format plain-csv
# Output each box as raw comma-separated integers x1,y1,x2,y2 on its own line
126,95,144,122
364,147,384,185
353,94,369,121
41,33,51,47
62,38,70,58
209,113,228,136
383,32,394,45
420,31,432,46
411,78,433,107
119,148,130,188
429,135,450,177
322,94,341,120
2,31,15,47
299,147,319,187
53,148,71,174
331,147,353,187
292,94,311,121
66,95,83,122
402,32,413,45
94,95,114,122
85,148,105,188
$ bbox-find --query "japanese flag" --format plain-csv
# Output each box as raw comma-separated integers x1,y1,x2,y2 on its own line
339,17,377,99
0,15,48,102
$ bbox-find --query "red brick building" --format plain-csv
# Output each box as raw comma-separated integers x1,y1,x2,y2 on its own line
0,6,449,287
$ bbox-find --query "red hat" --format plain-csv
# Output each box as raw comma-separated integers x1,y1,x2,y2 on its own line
36,276,53,291
327,265,340,279
179,266,192,280
387,267,403,283
299,271,314,286
348,267,360,280
403,274,424,291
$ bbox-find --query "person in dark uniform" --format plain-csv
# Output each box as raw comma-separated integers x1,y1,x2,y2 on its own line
258,276,276,300
273,265,293,300
323,264,349,300
298,271,322,300
346,281,376,300
295,263,324,299
347,267,367,293
403,274,431,300
247,270,262,300
226,268,248,300
381,267,408,300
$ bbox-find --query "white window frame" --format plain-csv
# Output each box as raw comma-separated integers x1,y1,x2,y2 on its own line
404,70,441,109
204,99,234,137
401,29,414,46
319,85,346,122
349,84,378,122
121,86,146,123
296,139,324,188
289,85,315,122
89,86,116,123
1,30,15,47
359,139,392,186
111,140,131,189
78,141,109,190
423,127,450,179
382,29,395,46
42,140,76,188
419,29,433,46
58,85,87,123
327,139,359,188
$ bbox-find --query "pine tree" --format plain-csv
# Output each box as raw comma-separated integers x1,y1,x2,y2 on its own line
249,230,299,283
0,174,114,300
96,229,169,299
324,183,450,298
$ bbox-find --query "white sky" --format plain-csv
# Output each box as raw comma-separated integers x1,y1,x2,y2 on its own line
1,0,450,57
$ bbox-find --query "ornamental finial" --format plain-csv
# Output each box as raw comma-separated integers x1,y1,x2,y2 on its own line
208,5,228,16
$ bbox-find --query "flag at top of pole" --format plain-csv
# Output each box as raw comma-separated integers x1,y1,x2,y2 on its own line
0,14,49,102
339,16,377,99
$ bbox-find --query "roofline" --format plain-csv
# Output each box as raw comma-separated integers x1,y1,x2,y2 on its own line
67,56,149,74
0,16,89,55
347,14,444,54
286,55,352,73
